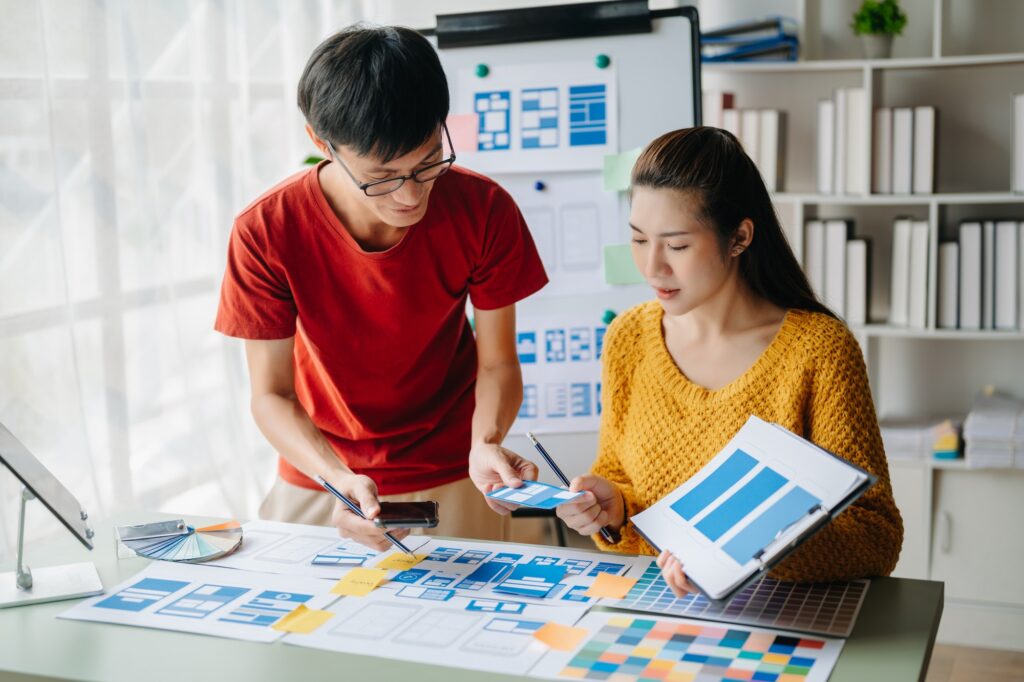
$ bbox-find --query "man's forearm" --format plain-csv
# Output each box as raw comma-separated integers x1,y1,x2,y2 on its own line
250,393,351,481
471,362,523,446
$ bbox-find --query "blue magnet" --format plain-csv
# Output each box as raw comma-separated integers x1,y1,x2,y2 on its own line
475,63,490,78
534,181,546,191
595,54,611,69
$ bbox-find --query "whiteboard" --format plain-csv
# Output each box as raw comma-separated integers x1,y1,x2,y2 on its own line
427,4,701,474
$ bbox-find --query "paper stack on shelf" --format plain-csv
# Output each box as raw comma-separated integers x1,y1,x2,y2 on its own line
880,416,962,461
963,390,1024,469
701,16,798,63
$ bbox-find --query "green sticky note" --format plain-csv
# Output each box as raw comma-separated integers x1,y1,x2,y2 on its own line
602,147,642,192
603,244,645,285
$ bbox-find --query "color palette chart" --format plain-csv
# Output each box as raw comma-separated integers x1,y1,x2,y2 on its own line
532,613,843,682
604,562,868,637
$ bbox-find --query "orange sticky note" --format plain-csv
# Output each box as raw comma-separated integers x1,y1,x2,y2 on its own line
331,568,388,596
533,622,589,651
375,553,426,571
271,604,334,634
446,113,479,153
584,572,638,599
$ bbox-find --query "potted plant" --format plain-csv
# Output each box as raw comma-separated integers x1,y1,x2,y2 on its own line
851,0,908,59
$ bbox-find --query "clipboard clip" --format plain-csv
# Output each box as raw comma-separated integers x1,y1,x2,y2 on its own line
751,503,828,571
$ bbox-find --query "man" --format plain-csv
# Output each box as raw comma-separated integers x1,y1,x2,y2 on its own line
215,25,547,549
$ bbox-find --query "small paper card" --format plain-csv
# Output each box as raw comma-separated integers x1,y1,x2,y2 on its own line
533,622,590,651
486,481,583,509
584,572,638,599
272,604,334,634
330,568,388,597
375,553,427,571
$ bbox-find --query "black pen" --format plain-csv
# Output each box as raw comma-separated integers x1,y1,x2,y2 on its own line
525,432,617,544
314,475,415,556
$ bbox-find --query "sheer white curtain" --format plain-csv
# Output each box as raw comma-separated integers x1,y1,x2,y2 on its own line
0,0,369,560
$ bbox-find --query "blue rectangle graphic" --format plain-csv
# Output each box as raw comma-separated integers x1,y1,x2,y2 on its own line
219,590,312,626
94,578,188,612
670,449,758,520
722,486,822,563
695,467,787,541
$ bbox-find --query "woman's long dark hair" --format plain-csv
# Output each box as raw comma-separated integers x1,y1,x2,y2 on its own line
631,126,836,318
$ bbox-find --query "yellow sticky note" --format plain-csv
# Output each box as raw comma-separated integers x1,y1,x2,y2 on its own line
375,553,426,571
271,604,334,634
602,147,643,192
533,622,589,651
331,568,389,596
584,572,639,599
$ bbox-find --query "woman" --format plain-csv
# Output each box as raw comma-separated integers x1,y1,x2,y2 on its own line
556,127,902,595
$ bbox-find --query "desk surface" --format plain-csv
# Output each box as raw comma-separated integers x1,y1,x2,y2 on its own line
0,515,943,682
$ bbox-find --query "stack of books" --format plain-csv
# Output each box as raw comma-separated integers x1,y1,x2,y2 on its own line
701,16,799,63
887,217,931,330
816,89,869,195
872,107,936,194
936,220,1024,330
1013,93,1023,193
703,92,786,192
963,390,1024,468
802,219,869,325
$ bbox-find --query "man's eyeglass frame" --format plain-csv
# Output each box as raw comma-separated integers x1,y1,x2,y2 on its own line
323,124,456,197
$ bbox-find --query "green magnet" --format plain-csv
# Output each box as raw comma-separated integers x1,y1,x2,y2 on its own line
475,63,490,78
602,309,617,325
595,54,611,69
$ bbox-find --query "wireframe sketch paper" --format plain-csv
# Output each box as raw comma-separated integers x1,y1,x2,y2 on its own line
487,480,584,509
206,520,428,580
530,611,844,682
283,586,589,676
59,562,338,642
630,415,875,602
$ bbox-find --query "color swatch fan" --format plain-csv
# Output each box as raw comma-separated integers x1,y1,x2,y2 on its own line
117,519,243,563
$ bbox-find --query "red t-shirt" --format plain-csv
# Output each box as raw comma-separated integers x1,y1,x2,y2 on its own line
215,163,548,494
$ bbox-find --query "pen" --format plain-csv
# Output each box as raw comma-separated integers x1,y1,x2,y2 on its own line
525,432,617,544
313,475,415,556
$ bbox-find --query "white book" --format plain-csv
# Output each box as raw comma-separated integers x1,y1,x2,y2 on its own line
741,109,761,168
913,106,936,194
892,108,914,194
873,108,893,194
817,99,835,195
982,221,996,329
937,242,959,329
630,416,874,603
721,108,741,139
908,220,930,330
846,239,869,326
804,220,826,299
702,90,734,129
889,218,913,326
1013,94,1024,193
845,89,868,195
994,220,1019,329
959,222,982,330
834,90,848,195
824,219,850,317
758,110,784,192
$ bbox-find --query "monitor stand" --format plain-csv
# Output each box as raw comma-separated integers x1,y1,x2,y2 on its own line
0,487,103,608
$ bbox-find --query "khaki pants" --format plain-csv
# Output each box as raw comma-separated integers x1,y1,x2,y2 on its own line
258,476,510,542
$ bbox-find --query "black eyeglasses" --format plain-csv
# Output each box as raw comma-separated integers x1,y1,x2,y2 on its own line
324,124,456,197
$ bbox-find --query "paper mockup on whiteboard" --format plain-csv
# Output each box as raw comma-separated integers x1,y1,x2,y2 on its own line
630,415,874,603
59,562,337,642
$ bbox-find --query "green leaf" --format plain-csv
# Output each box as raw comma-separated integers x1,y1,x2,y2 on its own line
303,155,325,166
851,0,907,36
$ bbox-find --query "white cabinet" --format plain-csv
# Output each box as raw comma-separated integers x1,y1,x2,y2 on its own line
697,0,1024,650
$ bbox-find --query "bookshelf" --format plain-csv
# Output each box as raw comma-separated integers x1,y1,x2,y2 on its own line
696,0,1024,652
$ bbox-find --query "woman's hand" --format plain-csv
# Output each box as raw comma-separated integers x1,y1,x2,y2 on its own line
327,472,411,551
656,549,699,597
555,474,624,537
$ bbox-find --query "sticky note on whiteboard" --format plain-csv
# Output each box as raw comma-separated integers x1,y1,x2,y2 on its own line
603,244,645,285
446,113,479,153
602,147,643,192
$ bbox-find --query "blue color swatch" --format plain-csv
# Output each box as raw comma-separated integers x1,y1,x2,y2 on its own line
695,468,787,541
671,449,757,520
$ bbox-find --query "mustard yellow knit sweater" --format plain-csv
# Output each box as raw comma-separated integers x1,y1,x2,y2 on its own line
592,301,903,583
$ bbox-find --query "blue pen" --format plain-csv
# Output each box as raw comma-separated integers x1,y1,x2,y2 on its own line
314,475,415,556
525,432,617,544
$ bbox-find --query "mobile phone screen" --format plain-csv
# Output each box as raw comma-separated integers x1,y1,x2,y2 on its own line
374,501,439,528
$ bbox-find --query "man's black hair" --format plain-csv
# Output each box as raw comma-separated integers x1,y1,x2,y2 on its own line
298,24,449,163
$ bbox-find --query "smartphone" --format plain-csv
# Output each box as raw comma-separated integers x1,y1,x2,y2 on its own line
373,501,439,529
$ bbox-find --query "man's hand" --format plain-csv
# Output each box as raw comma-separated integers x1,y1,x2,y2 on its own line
468,442,540,514
555,474,625,537
327,472,410,551
656,549,699,597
